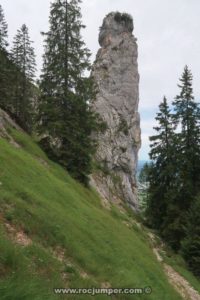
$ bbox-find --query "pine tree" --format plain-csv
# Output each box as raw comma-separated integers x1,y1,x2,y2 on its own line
160,66,200,250
11,24,36,131
146,97,176,232
173,66,200,197
0,4,8,50
38,0,99,185
146,67,200,251
12,24,36,81
0,4,9,110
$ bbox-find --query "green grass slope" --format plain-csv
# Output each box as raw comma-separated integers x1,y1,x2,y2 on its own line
0,128,182,299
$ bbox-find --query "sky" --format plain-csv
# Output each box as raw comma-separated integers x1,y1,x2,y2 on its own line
1,0,200,160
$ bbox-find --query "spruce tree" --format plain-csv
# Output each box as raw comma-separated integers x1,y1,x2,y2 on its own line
0,4,9,110
146,97,176,233
11,24,36,81
38,0,99,185
11,24,36,131
173,66,200,197
146,67,200,251
0,4,8,50
161,66,200,250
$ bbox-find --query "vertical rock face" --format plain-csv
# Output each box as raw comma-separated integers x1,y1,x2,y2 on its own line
91,12,141,210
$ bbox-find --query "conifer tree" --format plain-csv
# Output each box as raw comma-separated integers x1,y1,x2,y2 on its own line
38,0,99,185
0,4,9,110
160,66,200,250
11,24,36,83
173,66,200,196
146,67,200,251
146,97,176,233
0,4,8,50
11,24,36,131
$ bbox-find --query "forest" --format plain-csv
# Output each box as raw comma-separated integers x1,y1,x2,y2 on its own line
140,66,200,277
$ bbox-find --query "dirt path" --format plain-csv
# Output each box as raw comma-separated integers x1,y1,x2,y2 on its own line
147,232,200,300
164,264,200,300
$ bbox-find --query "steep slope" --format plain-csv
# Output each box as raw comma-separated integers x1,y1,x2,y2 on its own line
0,110,196,299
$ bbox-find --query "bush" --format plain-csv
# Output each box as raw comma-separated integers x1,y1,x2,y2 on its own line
114,12,133,24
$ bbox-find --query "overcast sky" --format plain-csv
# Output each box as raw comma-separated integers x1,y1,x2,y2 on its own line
1,0,200,160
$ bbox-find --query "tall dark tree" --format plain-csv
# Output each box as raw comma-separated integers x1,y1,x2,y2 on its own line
173,66,200,196
146,97,176,231
160,66,200,250
146,67,200,251
38,0,99,185
11,24,36,131
0,4,8,50
0,4,9,110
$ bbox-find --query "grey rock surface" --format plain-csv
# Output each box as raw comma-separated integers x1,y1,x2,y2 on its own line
0,108,22,148
91,12,141,210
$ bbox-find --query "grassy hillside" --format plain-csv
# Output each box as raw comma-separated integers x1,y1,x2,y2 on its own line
0,127,185,299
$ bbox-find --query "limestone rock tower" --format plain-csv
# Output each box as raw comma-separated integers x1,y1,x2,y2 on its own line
91,12,141,210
